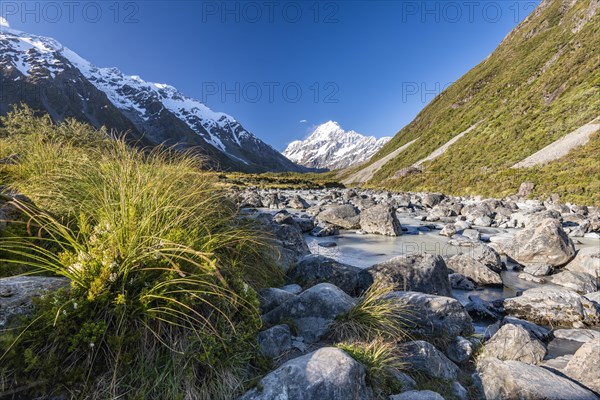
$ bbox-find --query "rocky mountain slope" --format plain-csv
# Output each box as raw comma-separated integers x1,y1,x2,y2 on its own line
0,25,305,173
339,0,600,205
283,121,391,170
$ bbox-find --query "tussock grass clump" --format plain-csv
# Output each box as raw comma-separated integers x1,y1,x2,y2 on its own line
330,281,411,343
0,107,279,399
337,338,406,399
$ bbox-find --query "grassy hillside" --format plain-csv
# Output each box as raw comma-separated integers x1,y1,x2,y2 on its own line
341,0,600,205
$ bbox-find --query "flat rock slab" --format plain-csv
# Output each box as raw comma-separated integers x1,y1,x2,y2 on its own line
0,276,69,328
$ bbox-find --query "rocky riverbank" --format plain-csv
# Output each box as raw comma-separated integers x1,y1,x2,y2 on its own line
227,187,600,399
2,187,599,399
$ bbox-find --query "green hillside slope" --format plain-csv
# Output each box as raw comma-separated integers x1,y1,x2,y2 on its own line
345,0,600,205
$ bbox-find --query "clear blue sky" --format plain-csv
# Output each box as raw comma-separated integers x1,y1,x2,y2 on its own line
2,1,540,150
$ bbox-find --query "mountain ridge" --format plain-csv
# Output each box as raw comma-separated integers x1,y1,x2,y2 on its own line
0,25,305,173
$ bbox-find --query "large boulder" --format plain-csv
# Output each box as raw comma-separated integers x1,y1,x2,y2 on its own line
402,340,460,380
503,218,576,267
445,254,503,286
316,205,361,229
480,324,546,365
359,254,452,297
504,287,600,327
287,255,365,296
239,347,373,400
0,276,69,329
547,270,598,295
565,247,600,284
476,358,598,400
563,337,600,393
262,283,356,343
387,292,473,339
359,204,402,236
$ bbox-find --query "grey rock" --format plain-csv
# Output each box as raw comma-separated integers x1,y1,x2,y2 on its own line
565,247,600,284
547,270,598,294
258,216,310,270
466,295,503,321
518,272,546,283
387,368,417,392
585,291,600,304
389,390,445,400
501,316,552,342
288,255,365,296
504,287,600,327
518,182,535,197
503,218,576,267
440,223,456,237
523,263,554,276
288,195,309,210
387,292,473,339
0,276,69,328
280,284,302,295
451,381,469,400
480,324,546,365
360,204,402,236
553,328,600,343
258,288,296,314
402,340,460,380
469,243,504,273
310,223,339,237
293,217,315,233
422,193,445,208
477,358,598,400
239,347,373,400
317,204,361,229
359,254,452,297
449,273,476,291
563,337,600,393
262,283,356,343
445,254,503,286
462,228,481,241
257,325,291,359
446,336,474,365
454,220,472,231
474,216,492,227
272,211,295,225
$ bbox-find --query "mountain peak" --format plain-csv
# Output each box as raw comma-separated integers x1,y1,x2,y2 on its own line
283,122,391,170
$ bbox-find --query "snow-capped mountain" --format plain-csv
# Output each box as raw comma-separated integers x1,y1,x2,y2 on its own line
283,121,391,170
0,24,304,173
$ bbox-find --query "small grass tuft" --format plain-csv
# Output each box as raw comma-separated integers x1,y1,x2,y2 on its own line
329,280,411,343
